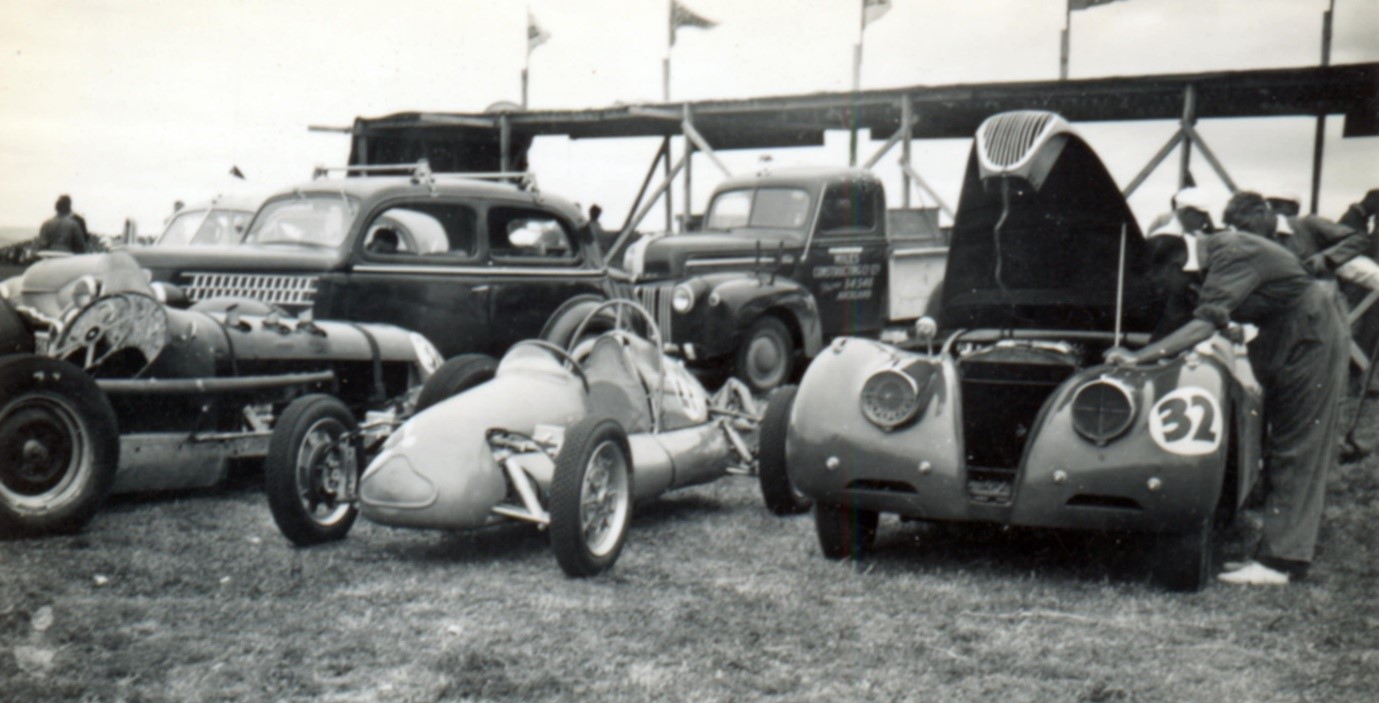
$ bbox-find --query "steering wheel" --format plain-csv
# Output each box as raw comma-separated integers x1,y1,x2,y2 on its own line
566,299,664,370
49,292,169,373
509,339,589,391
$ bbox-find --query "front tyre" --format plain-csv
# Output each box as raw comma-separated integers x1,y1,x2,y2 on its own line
549,417,633,577
0,355,119,535
736,317,794,394
1150,517,1214,592
814,502,878,560
758,385,812,515
266,394,361,546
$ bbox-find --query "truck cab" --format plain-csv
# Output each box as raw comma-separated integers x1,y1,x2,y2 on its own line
624,166,945,392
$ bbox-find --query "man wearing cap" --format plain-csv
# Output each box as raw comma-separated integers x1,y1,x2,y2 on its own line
1108,223,1349,586
35,194,88,255
1225,191,1375,288
1147,187,1215,238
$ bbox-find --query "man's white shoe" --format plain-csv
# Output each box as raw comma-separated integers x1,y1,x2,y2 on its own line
1217,561,1289,586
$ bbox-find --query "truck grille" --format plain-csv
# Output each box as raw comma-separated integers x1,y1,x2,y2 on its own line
181,272,319,308
634,283,674,341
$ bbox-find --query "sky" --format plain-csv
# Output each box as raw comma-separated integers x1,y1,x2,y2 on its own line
0,0,1376,237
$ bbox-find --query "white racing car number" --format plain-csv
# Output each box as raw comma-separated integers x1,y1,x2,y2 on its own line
1148,387,1222,456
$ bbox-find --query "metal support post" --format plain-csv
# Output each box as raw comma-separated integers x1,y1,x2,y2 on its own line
683,107,694,233
1179,85,1196,189
901,98,913,209
499,115,511,173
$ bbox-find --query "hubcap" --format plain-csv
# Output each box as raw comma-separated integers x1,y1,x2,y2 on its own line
0,394,90,509
295,418,355,526
747,334,785,386
580,440,630,557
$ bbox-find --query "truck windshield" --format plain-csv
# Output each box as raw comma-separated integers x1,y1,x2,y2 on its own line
705,188,812,233
242,193,359,249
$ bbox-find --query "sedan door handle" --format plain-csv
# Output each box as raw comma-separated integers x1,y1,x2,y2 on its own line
472,285,491,293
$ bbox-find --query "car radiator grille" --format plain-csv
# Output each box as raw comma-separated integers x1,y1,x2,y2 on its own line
633,283,674,342
181,272,319,308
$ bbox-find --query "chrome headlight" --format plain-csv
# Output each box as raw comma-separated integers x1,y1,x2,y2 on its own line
671,284,696,314
1071,378,1136,445
409,332,444,378
860,363,936,430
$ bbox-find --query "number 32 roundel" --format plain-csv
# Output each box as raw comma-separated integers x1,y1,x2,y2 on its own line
1148,387,1223,456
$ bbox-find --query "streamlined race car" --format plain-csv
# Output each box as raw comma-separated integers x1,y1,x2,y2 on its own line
0,252,438,535
770,111,1264,591
271,300,762,576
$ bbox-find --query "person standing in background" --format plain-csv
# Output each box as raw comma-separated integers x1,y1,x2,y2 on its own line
35,194,87,254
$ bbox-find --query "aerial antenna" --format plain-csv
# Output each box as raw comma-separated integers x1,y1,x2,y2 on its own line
1113,222,1127,348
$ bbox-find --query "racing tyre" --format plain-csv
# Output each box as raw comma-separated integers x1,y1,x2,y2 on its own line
736,316,794,394
549,417,633,577
266,394,361,546
541,299,614,351
0,355,119,535
758,385,812,515
415,354,498,412
1150,517,1213,592
814,501,879,560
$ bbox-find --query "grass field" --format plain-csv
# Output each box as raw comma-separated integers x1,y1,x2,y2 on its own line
3,400,1378,702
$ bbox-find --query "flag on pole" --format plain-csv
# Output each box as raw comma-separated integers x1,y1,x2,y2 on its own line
1068,0,1123,11
527,11,550,55
229,165,246,180
862,0,893,27
670,1,716,47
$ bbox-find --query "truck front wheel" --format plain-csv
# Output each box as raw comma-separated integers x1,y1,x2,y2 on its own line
736,317,794,394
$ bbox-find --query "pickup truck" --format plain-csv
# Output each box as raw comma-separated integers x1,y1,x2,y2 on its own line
621,166,947,392
129,165,621,361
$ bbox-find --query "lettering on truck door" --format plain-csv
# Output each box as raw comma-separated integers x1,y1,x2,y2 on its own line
802,181,888,338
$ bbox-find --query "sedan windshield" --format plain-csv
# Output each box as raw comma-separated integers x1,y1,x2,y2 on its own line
157,208,254,247
704,187,812,235
243,193,358,249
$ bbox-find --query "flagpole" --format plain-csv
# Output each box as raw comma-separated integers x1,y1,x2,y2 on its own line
664,0,673,101
850,1,866,166
1059,2,1071,80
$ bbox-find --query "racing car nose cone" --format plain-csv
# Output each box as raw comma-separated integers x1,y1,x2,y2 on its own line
359,455,437,510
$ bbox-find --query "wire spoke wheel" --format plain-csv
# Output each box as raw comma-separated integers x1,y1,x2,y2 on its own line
579,441,630,558
550,417,633,577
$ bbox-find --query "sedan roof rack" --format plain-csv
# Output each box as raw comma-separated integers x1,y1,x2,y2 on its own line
311,159,537,191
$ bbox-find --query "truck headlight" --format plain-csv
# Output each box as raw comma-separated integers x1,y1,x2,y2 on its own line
860,363,936,430
671,284,696,314
1071,378,1136,446
409,333,444,378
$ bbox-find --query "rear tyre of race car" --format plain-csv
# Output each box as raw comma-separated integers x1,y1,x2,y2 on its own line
0,355,119,536
414,354,497,412
814,501,879,560
1150,517,1213,592
549,417,633,577
266,394,361,546
758,385,812,515
736,316,795,394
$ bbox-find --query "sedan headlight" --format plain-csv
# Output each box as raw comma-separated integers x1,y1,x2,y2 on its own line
671,283,696,314
1071,378,1136,446
860,363,936,430
409,332,444,378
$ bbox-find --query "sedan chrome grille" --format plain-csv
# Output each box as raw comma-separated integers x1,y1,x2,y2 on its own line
633,283,674,342
181,272,319,308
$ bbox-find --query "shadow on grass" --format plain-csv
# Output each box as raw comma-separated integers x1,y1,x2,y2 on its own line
856,519,1203,589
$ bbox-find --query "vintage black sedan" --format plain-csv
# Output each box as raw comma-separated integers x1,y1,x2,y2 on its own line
766,111,1263,591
